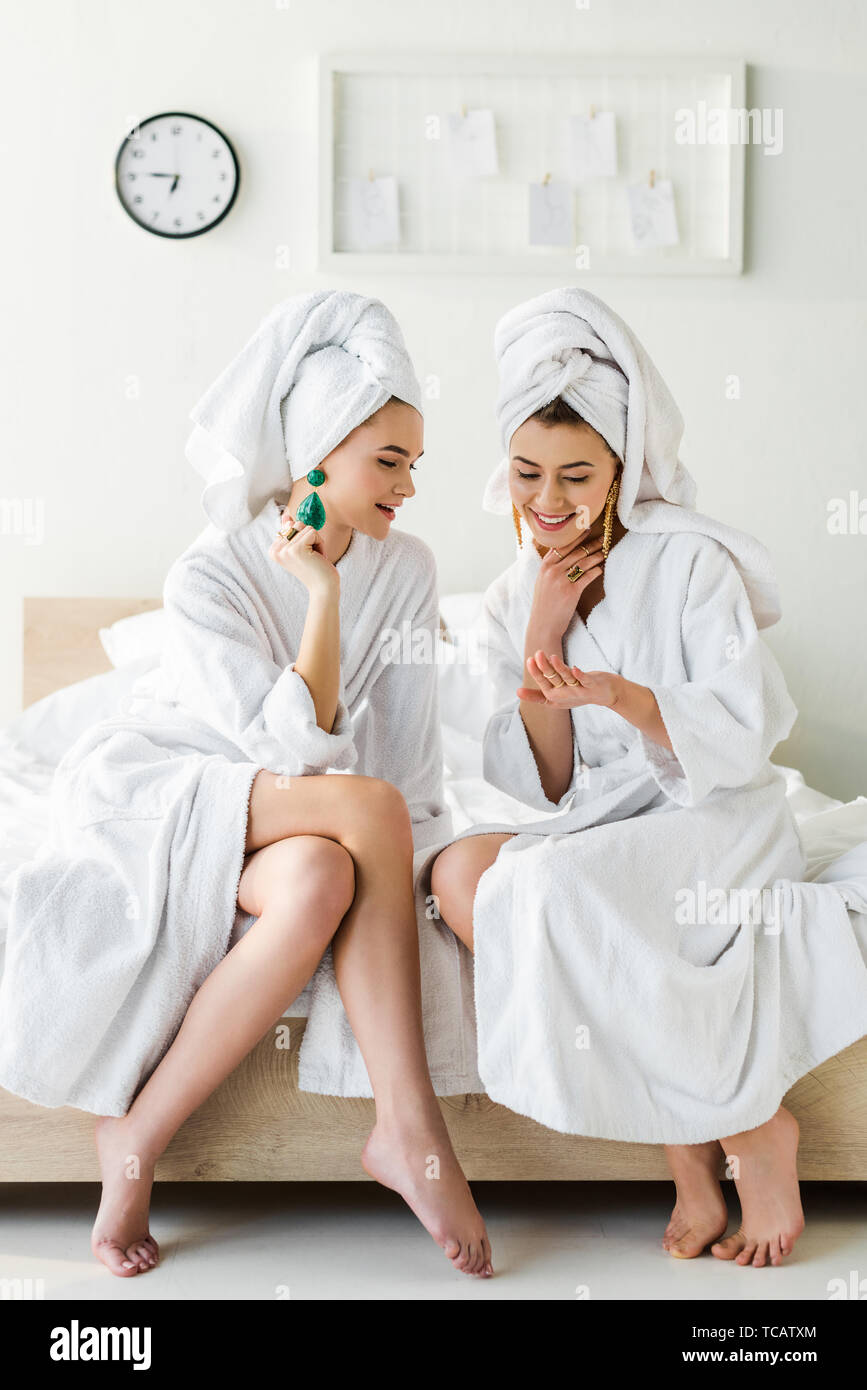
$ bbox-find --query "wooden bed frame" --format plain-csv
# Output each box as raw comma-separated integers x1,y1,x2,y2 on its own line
2,596,866,1182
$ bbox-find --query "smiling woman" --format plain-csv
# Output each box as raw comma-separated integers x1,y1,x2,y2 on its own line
521,398,619,524
511,412,621,539
509,399,627,630
0,289,493,1282
430,284,867,1275
276,400,423,562
269,398,423,734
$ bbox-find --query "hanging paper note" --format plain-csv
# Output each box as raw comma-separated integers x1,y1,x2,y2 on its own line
445,109,499,178
346,176,400,249
568,112,617,180
626,178,679,249
529,181,573,246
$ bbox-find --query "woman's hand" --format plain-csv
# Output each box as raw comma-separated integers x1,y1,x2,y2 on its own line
269,511,338,599
519,654,674,751
527,528,606,641
518,651,623,709
272,509,341,735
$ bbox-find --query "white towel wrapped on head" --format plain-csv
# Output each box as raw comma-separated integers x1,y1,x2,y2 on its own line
482,286,782,630
185,289,422,532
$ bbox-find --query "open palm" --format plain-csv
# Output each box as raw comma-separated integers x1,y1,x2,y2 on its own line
518,650,621,709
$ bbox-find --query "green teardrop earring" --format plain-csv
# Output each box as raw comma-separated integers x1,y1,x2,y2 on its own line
295,467,326,530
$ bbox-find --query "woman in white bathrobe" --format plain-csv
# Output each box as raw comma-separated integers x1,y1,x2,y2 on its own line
431,287,867,1270
0,291,492,1280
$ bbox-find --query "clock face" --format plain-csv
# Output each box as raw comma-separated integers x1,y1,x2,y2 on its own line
115,112,239,238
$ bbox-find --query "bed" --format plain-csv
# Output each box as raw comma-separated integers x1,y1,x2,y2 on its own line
2,595,867,1181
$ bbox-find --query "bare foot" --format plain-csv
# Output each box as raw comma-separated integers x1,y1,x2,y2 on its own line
362,1102,493,1277
662,1141,729,1258
92,1115,160,1277
711,1107,804,1267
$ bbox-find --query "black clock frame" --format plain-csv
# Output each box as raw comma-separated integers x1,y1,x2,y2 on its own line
114,111,240,239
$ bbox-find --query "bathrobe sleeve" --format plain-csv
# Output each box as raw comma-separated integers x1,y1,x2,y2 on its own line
363,544,452,851
637,538,798,807
161,553,358,777
480,587,578,813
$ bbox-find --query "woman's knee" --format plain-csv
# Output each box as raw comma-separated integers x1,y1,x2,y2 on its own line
431,836,507,923
298,836,356,917
343,776,413,843
240,834,356,927
430,841,478,921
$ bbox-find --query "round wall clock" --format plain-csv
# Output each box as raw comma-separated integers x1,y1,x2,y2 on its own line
115,112,240,238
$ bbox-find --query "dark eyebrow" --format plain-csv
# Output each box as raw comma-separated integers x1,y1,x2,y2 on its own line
378,444,424,459
513,456,595,468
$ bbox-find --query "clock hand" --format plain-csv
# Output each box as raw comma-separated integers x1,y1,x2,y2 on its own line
146,172,178,177
170,127,181,195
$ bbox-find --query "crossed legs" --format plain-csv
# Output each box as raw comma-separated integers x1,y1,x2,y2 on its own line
431,833,805,1268
92,771,492,1279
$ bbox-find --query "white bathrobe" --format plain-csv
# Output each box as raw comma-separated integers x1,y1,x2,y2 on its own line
0,499,473,1115
447,527,867,1143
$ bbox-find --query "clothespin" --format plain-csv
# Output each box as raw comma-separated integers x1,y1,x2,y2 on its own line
648,169,656,188
589,104,595,121
368,168,375,181
460,103,468,119
542,171,551,186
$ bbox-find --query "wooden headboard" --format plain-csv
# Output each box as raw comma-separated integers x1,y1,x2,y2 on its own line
22,597,162,708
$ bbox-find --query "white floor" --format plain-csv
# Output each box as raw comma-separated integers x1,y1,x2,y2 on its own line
1,1181,865,1301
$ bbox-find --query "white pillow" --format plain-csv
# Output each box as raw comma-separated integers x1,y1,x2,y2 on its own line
6,657,157,766
99,607,167,668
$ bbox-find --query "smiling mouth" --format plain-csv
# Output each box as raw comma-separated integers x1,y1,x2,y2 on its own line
528,507,576,530
376,503,398,519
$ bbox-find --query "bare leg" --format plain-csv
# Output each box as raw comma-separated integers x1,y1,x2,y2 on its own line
93,773,494,1278
92,833,355,1277
245,774,493,1276
711,1107,804,1266
662,1143,729,1258
429,833,515,952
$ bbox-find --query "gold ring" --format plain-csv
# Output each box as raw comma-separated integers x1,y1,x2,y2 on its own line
566,563,584,583
565,678,580,686
580,545,590,557
278,526,300,542
551,548,563,560
547,675,566,687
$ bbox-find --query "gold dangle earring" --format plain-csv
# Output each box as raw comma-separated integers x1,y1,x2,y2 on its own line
512,502,524,549
567,473,622,584
601,473,621,558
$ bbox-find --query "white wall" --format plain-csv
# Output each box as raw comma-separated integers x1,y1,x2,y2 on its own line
1,0,865,796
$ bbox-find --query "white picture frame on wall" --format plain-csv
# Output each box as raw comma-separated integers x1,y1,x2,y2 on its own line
318,52,746,276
